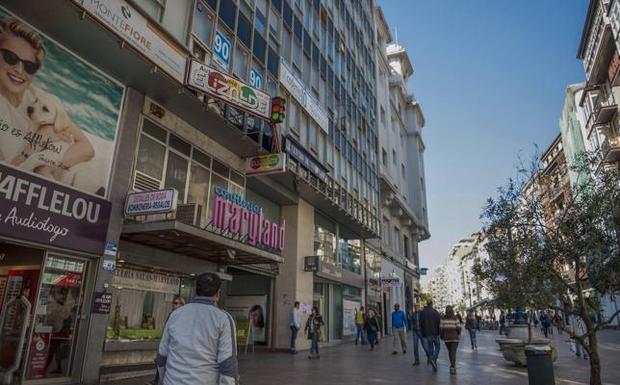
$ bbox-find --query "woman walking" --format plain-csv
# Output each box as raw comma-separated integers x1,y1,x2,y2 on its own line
440,306,462,375
465,310,477,350
364,309,380,351
305,306,324,359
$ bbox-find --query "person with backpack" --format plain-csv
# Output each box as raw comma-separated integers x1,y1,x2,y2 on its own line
354,306,367,345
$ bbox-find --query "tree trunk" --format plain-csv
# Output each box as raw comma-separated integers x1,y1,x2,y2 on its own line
588,332,602,385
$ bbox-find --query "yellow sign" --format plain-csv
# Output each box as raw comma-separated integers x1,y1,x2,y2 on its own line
245,154,287,176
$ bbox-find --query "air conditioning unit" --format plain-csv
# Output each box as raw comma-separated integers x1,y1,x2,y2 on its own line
176,204,203,226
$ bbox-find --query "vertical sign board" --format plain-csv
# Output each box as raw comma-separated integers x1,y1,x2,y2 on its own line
213,30,231,70
279,58,329,134
250,68,263,89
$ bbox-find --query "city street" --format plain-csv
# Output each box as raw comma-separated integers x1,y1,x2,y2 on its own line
237,330,620,385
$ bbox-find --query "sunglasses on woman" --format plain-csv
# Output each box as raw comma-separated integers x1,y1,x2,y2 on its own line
0,48,39,75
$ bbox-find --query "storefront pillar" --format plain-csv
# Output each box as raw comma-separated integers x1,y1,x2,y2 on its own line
81,89,144,385
273,200,314,350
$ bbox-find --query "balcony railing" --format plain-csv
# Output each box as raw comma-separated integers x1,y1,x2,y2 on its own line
601,136,620,163
587,86,618,127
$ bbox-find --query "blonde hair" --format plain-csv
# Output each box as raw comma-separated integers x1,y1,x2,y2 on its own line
0,17,46,67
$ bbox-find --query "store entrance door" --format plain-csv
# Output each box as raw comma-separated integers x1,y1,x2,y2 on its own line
0,243,89,384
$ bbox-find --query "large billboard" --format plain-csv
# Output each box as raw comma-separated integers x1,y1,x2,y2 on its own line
0,6,124,197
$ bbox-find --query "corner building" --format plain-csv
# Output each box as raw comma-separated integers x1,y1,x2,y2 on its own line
0,0,430,384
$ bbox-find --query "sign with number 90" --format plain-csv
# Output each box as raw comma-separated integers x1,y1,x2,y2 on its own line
213,30,230,69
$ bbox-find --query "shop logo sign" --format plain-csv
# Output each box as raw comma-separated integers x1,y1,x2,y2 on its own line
245,153,286,176
0,164,111,255
209,186,285,252
76,0,187,83
186,59,271,119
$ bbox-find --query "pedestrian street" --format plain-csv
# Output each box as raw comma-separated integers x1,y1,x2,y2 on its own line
236,330,620,385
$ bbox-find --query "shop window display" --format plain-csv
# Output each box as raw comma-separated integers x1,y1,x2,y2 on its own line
107,268,182,342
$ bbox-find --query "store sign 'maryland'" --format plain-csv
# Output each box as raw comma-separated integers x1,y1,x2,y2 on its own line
210,186,285,252
0,164,111,255
186,59,271,119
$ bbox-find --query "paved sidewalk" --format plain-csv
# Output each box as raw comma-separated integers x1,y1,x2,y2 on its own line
103,329,620,385
237,330,620,385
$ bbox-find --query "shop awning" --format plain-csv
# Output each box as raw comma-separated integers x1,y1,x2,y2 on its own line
121,220,284,266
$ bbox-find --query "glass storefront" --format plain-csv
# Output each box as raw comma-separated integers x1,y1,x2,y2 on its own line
0,243,89,382
107,266,183,343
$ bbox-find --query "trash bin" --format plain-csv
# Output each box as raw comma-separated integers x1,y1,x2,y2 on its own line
525,345,555,385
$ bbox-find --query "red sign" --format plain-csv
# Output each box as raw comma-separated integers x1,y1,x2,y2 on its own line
26,328,52,379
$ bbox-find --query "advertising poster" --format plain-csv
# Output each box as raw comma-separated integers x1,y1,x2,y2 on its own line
343,299,360,337
0,6,124,197
226,295,268,344
25,326,52,379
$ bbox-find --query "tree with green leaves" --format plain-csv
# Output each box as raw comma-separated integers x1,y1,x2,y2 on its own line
474,154,620,385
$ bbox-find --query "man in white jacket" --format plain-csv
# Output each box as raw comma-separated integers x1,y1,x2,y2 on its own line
290,301,301,354
157,273,239,385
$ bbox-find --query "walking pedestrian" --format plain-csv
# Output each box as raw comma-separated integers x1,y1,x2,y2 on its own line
156,273,239,385
364,309,380,351
355,306,366,345
440,306,462,375
151,296,186,384
499,311,506,335
391,303,407,355
573,316,589,360
410,304,426,366
465,310,477,350
419,300,441,372
553,312,564,335
305,306,324,359
289,301,301,354
541,312,551,338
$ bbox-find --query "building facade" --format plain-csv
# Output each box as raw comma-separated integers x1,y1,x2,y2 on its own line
578,0,620,173
0,0,430,384
370,7,429,334
577,0,620,326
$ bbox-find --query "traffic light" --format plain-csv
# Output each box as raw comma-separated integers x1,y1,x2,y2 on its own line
271,97,286,123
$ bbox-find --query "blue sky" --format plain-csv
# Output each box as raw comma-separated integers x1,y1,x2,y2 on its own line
380,0,589,283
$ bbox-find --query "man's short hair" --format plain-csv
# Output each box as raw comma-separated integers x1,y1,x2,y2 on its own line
427,300,433,307
294,301,300,306
196,272,221,297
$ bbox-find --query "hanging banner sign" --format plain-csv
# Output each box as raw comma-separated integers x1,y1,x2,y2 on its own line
279,58,329,134
284,137,328,182
245,153,287,176
75,0,187,83
125,189,177,216
185,59,271,119
250,68,263,89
